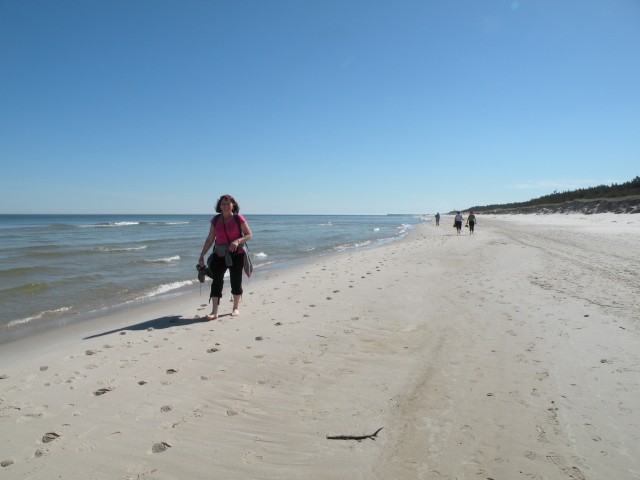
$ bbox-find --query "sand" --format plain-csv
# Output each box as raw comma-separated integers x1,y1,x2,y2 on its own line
1,214,639,479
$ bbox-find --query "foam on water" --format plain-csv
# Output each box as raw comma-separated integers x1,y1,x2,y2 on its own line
94,245,148,252
143,255,181,264
5,306,74,329
138,280,194,300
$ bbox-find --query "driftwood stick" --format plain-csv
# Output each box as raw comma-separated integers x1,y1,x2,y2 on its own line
326,427,383,441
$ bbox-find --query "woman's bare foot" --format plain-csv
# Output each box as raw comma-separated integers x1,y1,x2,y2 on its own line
231,309,240,317
205,313,218,321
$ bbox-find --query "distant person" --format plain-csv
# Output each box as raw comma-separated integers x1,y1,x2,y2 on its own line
435,212,440,226
198,194,253,320
454,211,463,235
466,211,477,234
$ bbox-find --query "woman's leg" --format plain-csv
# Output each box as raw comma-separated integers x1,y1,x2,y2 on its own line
231,295,241,316
208,255,227,320
229,254,245,316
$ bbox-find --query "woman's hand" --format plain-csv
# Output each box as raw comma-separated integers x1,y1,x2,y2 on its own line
229,240,240,252
198,255,205,266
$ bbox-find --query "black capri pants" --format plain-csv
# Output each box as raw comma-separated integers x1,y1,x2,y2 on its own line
208,252,245,301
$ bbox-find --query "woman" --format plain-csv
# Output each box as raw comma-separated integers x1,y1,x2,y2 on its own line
454,211,463,235
466,211,477,234
198,194,252,320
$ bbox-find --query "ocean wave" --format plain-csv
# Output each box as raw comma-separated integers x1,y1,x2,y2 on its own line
0,282,48,298
93,245,148,253
254,252,268,258
137,280,194,300
394,223,411,235
142,255,181,264
253,260,275,268
50,275,102,288
139,221,190,226
29,251,69,259
20,245,68,259
0,265,41,277
332,240,372,251
5,306,74,329
79,221,140,228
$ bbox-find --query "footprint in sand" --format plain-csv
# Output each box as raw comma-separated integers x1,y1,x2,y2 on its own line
151,442,172,453
583,423,602,441
508,390,529,407
459,424,475,442
535,370,549,381
242,449,263,464
546,454,586,480
17,413,44,423
94,387,113,396
76,440,98,452
536,425,549,443
42,432,61,443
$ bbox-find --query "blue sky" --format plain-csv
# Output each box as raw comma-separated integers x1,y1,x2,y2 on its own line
1,0,638,215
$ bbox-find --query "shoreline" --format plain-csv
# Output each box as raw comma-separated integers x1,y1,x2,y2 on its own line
0,220,423,347
1,214,638,479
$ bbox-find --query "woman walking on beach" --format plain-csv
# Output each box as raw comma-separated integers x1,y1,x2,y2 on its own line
454,211,463,235
198,194,252,320
466,211,477,234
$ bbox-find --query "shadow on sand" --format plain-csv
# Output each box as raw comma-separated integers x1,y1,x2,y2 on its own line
83,315,204,340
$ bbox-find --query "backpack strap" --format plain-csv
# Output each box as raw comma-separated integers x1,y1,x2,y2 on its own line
214,213,248,248
213,213,241,234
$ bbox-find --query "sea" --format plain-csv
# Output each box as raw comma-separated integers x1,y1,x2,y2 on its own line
0,214,427,343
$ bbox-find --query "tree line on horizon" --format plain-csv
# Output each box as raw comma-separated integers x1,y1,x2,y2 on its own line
465,176,640,212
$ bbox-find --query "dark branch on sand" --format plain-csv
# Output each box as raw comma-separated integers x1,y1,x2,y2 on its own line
326,427,383,441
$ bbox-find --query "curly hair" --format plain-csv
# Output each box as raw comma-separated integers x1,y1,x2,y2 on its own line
215,194,240,214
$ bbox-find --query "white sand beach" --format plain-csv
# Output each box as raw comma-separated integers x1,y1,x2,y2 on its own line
1,214,639,479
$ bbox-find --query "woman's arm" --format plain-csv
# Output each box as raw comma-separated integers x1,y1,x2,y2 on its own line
230,221,252,251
